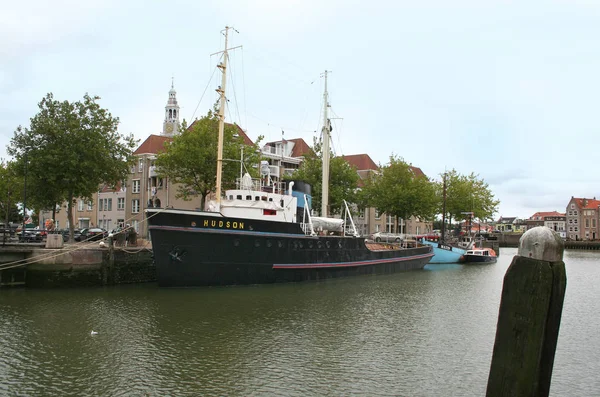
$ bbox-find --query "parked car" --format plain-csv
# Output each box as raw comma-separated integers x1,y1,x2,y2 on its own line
369,232,405,243
75,228,107,242
17,229,43,243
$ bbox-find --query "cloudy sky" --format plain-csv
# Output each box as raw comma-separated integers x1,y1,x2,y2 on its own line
2,0,598,219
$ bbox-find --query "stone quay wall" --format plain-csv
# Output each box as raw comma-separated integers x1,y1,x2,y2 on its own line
0,244,155,288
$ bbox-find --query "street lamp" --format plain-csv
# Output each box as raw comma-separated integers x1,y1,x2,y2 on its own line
21,151,28,241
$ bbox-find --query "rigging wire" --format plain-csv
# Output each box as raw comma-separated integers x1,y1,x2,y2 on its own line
241,47,248,134
189,65,218,122
227,52,243,128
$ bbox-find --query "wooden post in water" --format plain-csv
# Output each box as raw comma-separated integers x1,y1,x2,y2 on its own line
486,227,566,397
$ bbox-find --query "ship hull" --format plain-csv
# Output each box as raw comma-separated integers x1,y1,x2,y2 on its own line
463,255,497,264
147,209,433,287
420,240,466,264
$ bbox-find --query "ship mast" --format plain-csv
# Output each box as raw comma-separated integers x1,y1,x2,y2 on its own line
321,70,331,217
213,26,240,209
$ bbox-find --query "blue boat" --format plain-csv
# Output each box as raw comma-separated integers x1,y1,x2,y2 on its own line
421,239,467,264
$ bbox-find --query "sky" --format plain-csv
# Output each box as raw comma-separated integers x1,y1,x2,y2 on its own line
2,0,599,220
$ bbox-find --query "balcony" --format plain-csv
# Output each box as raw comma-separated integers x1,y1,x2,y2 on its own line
269,165,280,178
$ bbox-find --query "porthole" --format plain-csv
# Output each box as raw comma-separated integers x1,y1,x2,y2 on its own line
299,241,303,249
317,241,323,249
308,241,313,248
278,241,283,248
326,241,331,248
267,240,272,248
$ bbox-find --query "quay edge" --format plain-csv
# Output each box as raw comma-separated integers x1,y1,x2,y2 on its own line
0,244,154,288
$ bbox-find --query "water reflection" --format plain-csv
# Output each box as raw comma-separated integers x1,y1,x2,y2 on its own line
1,248,599,396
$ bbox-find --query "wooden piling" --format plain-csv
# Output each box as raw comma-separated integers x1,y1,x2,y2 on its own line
486,227,566,397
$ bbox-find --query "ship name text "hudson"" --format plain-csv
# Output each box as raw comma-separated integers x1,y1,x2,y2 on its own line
203,219,245,229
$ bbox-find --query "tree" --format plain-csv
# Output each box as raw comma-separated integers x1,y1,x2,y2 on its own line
154,111,263,210
8,93,137,241
291,137,359,216
440,169,500,229
361,155,438,233
0,161,23,225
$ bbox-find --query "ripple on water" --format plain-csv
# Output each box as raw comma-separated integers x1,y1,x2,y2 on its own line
1,249,599,396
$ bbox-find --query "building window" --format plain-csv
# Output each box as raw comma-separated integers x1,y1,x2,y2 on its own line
132,199,140,213
133,180,140,193
375,210,381,220
99,199,104,211
132,220,139,233
575,227,579,232
117,198,125,210
107,198,112,211
78,199,84,211
594,219,597,228
586,219,590,228
571,204,575,209
138,159,143,172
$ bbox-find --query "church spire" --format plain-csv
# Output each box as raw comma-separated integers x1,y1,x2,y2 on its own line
162,78,180,137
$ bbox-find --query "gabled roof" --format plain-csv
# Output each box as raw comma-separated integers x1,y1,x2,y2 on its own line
187,120,254,146
410,166,425,178
134,134,172,155
99,181,124,193
498,216,517,223
265,138,313,158
343,154,378,171
572,197,600,210
288,138,313,157
342,154,426,177
529,211,565,220
134,122,254,156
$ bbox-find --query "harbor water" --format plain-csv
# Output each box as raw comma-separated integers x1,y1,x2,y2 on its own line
1,247,599,396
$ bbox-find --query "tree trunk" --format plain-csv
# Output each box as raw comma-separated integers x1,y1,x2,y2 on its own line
67,195,75,242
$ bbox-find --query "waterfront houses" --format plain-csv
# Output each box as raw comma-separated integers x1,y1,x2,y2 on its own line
566,197,600,241
526,211,566,239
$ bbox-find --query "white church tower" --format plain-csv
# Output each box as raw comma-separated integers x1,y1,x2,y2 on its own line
162,78,180,136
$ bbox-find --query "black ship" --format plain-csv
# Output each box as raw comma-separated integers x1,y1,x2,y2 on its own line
147,178,433,287
146,27,433,287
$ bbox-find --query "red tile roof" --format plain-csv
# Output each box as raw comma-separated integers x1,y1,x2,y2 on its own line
134,121,254,155
410,166,425,178
343,154,378,171
187,120,254,146
529,211,565,220
342,154,426,177
288,138,313,157
99,181,124,193
265,138,313,158
573,198,600,210
133,135,172,155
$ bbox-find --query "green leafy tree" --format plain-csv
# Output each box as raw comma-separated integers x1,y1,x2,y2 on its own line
361,155,438,233
8,93,137,241
154,112,263,210
0,161,23,225
291,137,359,216
441,169,500,228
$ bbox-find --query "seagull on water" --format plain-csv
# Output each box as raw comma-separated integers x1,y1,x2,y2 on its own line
90,330,98,335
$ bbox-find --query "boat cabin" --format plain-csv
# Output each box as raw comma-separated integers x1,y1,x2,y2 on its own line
220,174,298,223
